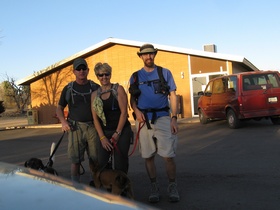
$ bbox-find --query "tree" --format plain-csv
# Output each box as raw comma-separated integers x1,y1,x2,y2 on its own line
3,75,30,113
0,101,5,114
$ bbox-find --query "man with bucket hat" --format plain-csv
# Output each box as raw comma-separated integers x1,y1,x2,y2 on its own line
136,44,158,56
129,44,180,203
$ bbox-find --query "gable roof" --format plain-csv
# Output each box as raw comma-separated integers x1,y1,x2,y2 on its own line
17,37,258,85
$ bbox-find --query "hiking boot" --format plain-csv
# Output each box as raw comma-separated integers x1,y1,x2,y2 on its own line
148,182,160,203
167,182,180,202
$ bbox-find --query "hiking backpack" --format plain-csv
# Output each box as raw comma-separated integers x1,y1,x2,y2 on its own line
65,80,99,104
129,66,170,101
96,83,119,100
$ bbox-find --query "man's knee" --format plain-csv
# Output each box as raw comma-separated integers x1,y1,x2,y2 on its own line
164,157,174,163
145,155,155,162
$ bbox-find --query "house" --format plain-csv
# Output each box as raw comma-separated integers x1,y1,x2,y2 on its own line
17,38,258,124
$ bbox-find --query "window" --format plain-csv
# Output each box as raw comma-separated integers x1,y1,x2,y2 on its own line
227,76,237,92
205,81,213,95
267,73,280,88
243,73,280,90
212,79,225,94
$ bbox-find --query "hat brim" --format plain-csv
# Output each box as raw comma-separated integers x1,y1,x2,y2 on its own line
137,48,157,56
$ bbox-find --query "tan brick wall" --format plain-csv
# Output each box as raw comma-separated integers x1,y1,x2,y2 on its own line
155,51,190,117
29,44,243,124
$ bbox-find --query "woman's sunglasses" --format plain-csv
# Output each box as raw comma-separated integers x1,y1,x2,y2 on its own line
97,73,111,77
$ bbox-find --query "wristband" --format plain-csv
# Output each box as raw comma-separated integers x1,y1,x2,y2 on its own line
100,136,106,141
172,116,177,120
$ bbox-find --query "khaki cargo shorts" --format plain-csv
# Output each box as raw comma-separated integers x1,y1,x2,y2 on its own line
67,121,98,163
136,116,178,158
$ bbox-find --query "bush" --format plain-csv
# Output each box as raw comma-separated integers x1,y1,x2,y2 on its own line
0,101,5,114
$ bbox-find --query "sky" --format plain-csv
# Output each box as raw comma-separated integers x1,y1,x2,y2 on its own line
1,0,280,82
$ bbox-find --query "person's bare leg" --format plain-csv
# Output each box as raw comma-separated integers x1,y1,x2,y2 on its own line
164,157,176,181
88,158,98,186
145,156,156,179
71,163,80,182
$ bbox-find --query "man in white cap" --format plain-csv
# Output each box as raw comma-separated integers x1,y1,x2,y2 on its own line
129,44,180,203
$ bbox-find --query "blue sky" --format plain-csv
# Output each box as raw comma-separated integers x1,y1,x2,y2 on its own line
0,0,279,82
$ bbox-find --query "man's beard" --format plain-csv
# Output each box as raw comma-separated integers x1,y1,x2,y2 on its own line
144,59,154,68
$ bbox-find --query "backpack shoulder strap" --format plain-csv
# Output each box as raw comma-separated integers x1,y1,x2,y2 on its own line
156,66,166,83
111,83,119,100
65,81,74,104
67,81,74,89
89,80,100,91
156,66,170,95
129,71,141,102
96,86,102,97
132,71,139,85
97,83,119,100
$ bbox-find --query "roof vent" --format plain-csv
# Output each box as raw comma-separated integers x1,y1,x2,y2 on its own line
203,44,217,53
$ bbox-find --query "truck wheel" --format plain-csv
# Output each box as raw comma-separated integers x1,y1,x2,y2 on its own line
198,109,208,124
227,109,241,129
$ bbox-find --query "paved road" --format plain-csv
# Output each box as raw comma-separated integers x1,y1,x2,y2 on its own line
1,118,280,209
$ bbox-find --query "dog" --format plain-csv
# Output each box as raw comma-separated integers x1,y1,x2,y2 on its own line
93,167,134,199
24,157,58,176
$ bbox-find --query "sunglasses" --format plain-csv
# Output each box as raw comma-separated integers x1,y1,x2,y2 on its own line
97,73,111,77
75,67,88,71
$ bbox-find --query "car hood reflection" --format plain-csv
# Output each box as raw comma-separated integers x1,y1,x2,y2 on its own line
0,162,157,210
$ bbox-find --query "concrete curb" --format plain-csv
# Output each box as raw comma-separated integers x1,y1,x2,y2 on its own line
0,124,61,131
0,117,200,131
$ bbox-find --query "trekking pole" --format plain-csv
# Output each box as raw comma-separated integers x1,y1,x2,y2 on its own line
46,131,65,167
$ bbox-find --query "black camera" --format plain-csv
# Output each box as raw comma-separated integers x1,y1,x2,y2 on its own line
160,83,170,96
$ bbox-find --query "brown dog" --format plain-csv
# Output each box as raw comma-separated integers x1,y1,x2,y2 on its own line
93,169,134,199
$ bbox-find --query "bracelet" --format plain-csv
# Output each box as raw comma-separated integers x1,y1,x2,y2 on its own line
115,130,121,136
100,136,106,141
172,116,177,120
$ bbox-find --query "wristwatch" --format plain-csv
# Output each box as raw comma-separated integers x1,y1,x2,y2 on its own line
115,130,121,136
172,116,177,120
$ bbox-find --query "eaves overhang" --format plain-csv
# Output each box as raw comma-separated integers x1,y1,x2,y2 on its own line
17,38,259,85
